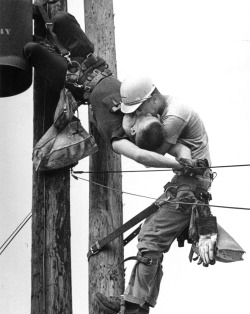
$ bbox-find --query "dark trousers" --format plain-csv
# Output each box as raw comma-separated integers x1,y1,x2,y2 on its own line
23,11,94,92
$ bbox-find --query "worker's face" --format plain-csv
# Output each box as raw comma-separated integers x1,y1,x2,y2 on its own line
135,95,158,117
123,113,160,143
131,114,160,139
122,113,137,141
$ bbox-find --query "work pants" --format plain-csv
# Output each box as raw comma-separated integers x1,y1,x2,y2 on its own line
124,171,212,308
23,11,94,93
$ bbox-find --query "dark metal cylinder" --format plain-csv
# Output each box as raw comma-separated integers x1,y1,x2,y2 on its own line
0,0,33,97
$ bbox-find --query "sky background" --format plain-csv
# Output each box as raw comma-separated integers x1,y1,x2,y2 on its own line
1,0,250,313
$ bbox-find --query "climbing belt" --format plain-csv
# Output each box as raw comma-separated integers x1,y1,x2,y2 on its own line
35,4,113,104
87,183,212,260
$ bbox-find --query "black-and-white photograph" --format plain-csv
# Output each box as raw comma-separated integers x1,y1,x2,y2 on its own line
0,1,249,313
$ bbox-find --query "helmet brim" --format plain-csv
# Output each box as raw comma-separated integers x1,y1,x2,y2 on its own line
120,84,155,114
121,101,142,114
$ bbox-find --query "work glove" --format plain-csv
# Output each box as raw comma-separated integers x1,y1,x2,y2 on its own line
176,158,209,176
197,233,217,266
195,216,218,267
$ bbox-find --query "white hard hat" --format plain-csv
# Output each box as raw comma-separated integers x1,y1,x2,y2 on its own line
120,74,155,114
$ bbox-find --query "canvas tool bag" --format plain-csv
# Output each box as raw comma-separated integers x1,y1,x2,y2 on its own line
53,88,77,131
33,118,98,171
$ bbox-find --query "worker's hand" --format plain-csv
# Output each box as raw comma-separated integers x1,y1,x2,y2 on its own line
196,233,217,267
177,158,209,176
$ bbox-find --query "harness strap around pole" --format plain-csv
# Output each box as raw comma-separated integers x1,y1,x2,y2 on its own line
123,224,142,246
36,5,69,57
87,201,166,260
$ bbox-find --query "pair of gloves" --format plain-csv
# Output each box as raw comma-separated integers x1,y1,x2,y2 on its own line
177,158,217,266
177,157,209,176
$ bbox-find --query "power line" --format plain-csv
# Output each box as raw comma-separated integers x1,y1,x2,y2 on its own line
71,173,250,211
72,163,250,174
71,173,155,200
0,211,32,256
2,163,250,257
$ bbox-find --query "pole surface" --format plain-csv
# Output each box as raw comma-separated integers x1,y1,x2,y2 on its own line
84,1,125,313
31,1,72,313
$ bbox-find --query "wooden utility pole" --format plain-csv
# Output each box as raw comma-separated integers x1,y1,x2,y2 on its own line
31,1,72,313
84,1,125,313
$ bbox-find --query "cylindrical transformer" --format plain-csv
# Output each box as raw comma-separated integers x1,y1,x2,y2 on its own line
0,0,33,97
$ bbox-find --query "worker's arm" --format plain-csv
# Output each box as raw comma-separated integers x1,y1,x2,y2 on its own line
112,138,183,169
168,142,192,159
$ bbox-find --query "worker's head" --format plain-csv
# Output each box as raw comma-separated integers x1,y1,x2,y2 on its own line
120,74,166,117
120,74,156,113
130,114,165,151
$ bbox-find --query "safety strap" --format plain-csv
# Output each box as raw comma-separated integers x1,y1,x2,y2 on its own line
87,180,212,261
35,5,70,57
34,4,113,102
82,68,113,99
122,253,159,266
123,224,142,246
87,200,167,260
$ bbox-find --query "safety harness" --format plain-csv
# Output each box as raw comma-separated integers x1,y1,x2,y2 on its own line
87,200,165,260
34,4,112,104
87,179,213,261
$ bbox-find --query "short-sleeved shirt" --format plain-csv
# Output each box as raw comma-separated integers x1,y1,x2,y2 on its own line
89,75,128,148
161,96,211,165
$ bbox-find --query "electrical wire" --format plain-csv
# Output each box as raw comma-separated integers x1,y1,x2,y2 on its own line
0,211,32,256
71,172,250,211
1,163,250,257
72,163,250,174
71,173,156,200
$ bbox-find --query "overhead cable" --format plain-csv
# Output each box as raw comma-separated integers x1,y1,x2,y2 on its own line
72,163,250,174
0,211,32,256
2,164,250,257
72,172,250,211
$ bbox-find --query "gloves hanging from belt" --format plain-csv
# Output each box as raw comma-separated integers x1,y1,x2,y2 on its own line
195,216,218,266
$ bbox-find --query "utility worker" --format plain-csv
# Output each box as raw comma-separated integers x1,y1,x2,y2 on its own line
121,74,210,162
95,76,217,314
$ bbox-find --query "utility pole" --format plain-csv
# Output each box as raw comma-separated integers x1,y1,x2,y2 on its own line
84,1,125,313
31,1,72,313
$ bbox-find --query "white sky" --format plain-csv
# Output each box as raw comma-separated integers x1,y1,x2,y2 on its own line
1,0,250,313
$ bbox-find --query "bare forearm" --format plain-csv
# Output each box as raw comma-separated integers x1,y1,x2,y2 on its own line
112,139,183,169
168,142,192,159
135,149,182,169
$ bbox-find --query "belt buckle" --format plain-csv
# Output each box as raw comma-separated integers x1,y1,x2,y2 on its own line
93,69,101,75
84,85,91,92
45,22,53,29
90,241,101,255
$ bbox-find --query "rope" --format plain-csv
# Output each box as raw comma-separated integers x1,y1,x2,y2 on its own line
72,163,250,174
71,172,250,211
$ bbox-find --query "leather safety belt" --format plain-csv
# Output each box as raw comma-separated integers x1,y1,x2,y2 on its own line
87,200,168,260
35,5,70,58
